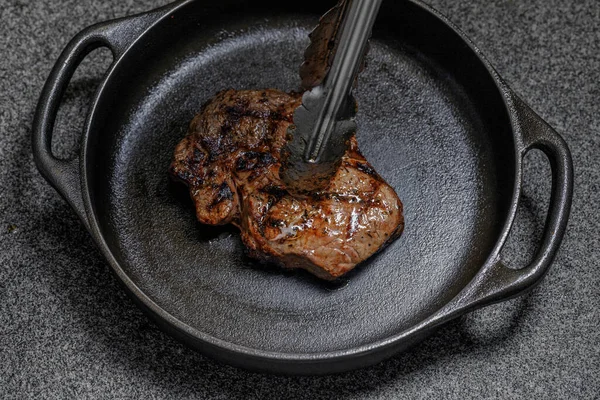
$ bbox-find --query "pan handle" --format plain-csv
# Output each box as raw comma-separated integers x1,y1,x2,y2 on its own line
32,8,171,229
438,91,573,317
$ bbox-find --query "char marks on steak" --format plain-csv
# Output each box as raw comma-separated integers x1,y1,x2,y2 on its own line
170,89,403,280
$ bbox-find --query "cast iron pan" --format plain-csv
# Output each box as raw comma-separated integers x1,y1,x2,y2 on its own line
33,0,573,375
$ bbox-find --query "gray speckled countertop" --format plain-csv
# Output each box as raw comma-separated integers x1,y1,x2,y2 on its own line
1,0,598,398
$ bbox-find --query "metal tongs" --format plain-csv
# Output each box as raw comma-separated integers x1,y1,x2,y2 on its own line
281,0,383,192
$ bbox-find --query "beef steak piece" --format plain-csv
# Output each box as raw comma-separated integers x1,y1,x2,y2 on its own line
170,88,404,280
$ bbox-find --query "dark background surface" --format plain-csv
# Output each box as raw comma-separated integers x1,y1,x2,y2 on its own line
1,0,598,398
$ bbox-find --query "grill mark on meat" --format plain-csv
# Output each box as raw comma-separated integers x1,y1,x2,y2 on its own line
192,147,205,164
261,184,287,200
355,162,377,177
170,89,404,280
210,182,234,208
202,133,227,160
235,156,249,171
236,151,277,171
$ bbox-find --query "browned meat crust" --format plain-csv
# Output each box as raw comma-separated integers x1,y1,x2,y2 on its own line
170,89,404,280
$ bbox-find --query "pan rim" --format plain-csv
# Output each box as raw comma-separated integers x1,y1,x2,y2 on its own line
79,0,523,366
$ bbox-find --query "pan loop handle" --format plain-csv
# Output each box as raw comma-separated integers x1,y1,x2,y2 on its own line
32,9,170,229
447,91,573,313
425,90,574,326
511,92,573,283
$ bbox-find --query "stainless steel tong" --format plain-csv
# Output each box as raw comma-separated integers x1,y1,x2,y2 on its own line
281,0,383,191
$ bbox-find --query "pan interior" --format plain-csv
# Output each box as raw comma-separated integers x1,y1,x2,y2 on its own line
87,1,514,354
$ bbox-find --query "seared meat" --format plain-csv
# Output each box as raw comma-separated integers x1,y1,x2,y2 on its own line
170,89,403,280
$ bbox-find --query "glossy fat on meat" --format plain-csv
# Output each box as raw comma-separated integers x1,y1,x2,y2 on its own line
170,89,404,280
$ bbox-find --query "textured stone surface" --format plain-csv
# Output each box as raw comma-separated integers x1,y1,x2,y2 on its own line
1,0,598,398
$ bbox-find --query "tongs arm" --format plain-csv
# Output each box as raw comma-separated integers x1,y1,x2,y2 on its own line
281,0,383,191
305,0,383,162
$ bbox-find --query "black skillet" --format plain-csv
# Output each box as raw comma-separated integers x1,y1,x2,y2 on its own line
33,0,573,375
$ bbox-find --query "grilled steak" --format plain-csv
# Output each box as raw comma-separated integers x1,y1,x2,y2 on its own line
170,89,404,280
